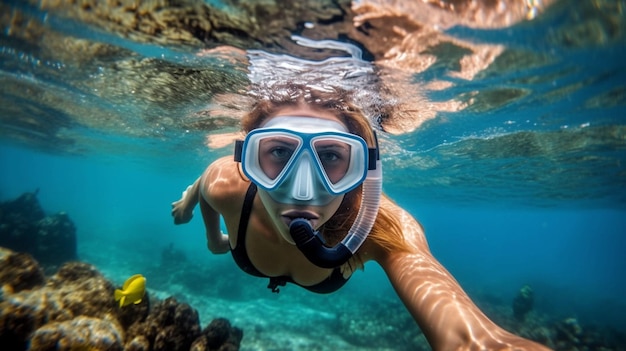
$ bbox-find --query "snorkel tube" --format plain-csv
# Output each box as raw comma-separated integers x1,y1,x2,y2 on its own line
290,140,382,269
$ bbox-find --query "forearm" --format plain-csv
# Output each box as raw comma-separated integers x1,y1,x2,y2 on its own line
199,197,229,254
380,252,551,351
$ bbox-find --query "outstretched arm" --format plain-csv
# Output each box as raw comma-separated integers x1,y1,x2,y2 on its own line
376,210,551,351
171,169,229,254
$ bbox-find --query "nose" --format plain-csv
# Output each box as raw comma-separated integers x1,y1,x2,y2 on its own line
290,153,315,201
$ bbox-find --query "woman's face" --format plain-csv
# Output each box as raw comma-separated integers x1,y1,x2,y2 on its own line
256,105,347,245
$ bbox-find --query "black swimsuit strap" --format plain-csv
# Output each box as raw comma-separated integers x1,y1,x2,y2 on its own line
231,182,349,294
238,182,257,239
231,183,266,278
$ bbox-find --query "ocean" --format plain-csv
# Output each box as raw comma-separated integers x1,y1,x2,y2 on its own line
1,0,625,350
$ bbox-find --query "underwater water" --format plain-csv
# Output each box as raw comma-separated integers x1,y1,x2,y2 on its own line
1,0,625,350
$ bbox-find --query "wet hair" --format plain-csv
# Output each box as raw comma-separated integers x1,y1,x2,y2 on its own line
241,83,408,256
242,84,375,143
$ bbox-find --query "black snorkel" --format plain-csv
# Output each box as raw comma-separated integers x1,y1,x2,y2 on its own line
289,133,382,269
289,218,353,269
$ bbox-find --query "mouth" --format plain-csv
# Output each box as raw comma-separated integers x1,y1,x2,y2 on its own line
281,210,319,229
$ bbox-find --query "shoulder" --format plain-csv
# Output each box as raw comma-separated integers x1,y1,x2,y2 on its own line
359,194,429,262
206,156,240,177
201,156,250,208
380,195,427,246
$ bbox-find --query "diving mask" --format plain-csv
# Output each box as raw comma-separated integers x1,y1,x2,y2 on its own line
238,116,370,205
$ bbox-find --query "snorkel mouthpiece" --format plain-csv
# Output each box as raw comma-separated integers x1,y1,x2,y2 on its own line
289,130,383,269
289,218,353,269
289,158,382,269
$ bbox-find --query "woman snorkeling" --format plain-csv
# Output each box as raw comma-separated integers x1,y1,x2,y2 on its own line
172,82,551,350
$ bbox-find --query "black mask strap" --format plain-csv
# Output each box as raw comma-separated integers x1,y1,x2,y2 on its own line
234,140,244,162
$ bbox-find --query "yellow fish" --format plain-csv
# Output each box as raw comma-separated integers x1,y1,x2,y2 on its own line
114,274,146,307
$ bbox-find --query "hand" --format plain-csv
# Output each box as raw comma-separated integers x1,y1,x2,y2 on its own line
171,184,196,224
171,199,193,224
339,255,364,278
207,232,230,254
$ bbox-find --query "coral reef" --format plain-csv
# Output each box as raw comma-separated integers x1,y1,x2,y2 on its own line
0,191,77,273
0,247,45,293
464,290,626,351
513,284,534,321
29,316,124,351
0,247,243,351
125,297,201,351
552,317,626,351
191,318,243,351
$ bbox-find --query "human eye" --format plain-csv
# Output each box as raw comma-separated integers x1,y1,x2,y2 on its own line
316,144,351,175
318,150,341,163
260,137,297,160
315,141,350,163
258,138,298,180
316,146,350,183
270,146,294,160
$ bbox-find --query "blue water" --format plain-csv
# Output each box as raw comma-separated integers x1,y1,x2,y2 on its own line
2,138,625,334
1,0,626,349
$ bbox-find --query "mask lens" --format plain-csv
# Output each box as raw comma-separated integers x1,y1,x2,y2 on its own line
313,139,352,184
242,127,368,196
257,135,300,180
